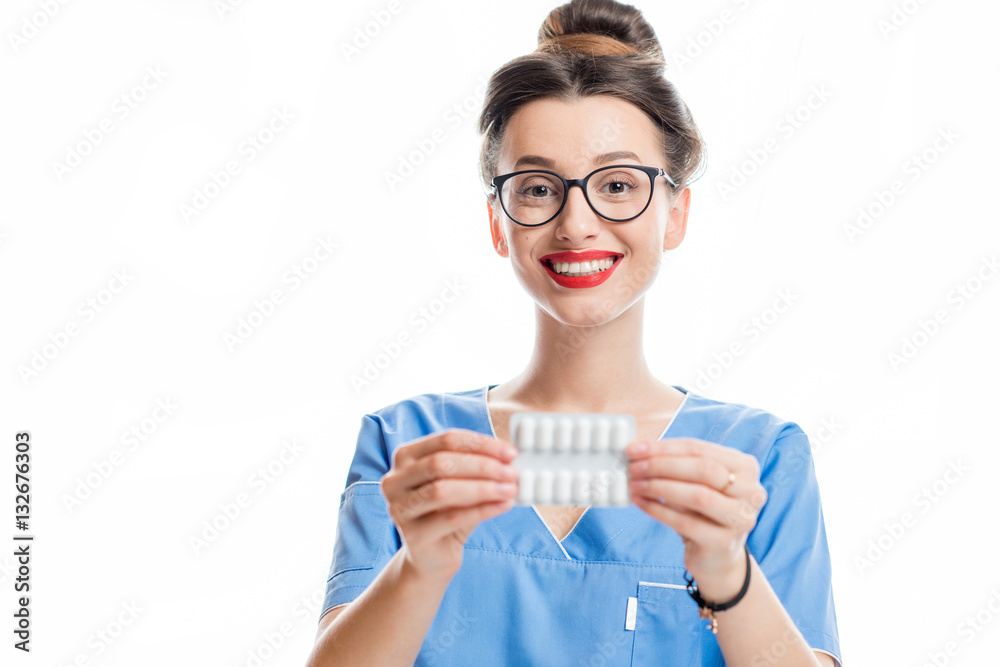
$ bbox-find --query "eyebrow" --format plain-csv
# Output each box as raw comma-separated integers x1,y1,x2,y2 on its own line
512,150,641,171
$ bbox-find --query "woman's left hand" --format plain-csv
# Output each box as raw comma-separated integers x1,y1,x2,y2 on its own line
625,438,768,591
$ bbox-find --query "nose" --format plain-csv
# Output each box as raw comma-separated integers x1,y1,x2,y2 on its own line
552,184,601,242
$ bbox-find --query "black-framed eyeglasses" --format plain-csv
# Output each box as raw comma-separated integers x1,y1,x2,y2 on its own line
489,164,677,228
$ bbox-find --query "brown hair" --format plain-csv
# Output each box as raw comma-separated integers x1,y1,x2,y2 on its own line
478,0,705,196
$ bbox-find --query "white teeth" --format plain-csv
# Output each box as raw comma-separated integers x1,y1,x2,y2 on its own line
549,257,617,277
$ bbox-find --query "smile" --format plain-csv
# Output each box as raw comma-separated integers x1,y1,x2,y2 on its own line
539,251,623,289
545,257,617,276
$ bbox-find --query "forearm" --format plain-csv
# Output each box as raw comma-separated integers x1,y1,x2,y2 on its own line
696,555,820,667
307,548,453,667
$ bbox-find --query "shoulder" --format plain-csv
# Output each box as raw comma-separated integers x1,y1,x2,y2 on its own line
361,384,490,446
343,385,491,487
678,388,808,471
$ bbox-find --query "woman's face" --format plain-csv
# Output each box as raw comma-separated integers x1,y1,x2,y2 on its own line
489,95,690,327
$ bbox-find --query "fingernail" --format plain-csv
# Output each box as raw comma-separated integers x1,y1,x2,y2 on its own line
501,465,517,481
498,482,517,495
628,442,648,456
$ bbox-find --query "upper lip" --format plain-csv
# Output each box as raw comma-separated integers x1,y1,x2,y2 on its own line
540,250,623,264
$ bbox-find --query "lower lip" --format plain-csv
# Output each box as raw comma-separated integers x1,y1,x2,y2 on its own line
541,258,621,288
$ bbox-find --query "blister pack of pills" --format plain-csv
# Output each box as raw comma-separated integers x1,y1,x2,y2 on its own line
509,412,636,507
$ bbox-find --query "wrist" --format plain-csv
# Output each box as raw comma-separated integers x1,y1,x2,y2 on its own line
397,547,460,591
683,545,752,634
691,552,748,603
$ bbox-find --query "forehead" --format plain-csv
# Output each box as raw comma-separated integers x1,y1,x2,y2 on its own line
498,95,663,172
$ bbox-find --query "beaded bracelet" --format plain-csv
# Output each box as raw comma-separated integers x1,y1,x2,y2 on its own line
683,544,751,634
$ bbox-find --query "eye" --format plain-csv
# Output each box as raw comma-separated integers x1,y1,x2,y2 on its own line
514,175,561,199
600,178,636,195
594,169,642,197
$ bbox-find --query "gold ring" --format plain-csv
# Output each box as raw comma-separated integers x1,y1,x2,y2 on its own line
722,472,736,494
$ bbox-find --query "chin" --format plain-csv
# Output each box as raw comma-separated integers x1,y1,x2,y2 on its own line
540,299,625,328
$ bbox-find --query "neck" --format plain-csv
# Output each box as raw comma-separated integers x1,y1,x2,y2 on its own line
506,296,669,412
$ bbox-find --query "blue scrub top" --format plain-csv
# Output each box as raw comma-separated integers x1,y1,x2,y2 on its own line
320,385,843,667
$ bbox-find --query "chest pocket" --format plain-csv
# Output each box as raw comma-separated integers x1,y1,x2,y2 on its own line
629,581,705,666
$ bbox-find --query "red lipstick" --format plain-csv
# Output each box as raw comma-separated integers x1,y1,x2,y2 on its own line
539,250,623,289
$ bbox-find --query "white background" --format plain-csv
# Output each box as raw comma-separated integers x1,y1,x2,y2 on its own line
2,0,998,665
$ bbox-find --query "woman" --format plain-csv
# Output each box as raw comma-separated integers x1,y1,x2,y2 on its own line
307,1,841,665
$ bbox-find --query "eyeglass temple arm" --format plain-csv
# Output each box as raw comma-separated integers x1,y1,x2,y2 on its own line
657,168,678,187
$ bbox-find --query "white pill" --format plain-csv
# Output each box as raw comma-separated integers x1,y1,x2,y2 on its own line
574,419,591,452
593,418,611,451
554,469,572,504
537,418,554,452
572,421,589,452
508,412,635,507
556,417,573,452
535,469,554,504
518,417,535,452
519,470,536,504
592,469,614,498
572,470,591,505
612,417,631,452
611,471,628,505
592,479,609,506
590,428,611,454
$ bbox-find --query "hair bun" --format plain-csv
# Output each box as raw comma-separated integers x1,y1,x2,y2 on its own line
537,0,664,62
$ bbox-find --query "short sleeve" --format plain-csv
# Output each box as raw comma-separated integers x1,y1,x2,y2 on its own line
748,424,843,667
319,414,402,623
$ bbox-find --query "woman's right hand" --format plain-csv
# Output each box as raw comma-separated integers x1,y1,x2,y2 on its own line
379,428,520,581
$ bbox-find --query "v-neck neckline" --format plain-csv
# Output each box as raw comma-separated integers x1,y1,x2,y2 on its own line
478,383,693,557
481,383,692,443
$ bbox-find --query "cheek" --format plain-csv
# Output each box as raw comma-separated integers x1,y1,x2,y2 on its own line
631,250,663,287
624,232,666,283
518,255,543,276
507,236,537,271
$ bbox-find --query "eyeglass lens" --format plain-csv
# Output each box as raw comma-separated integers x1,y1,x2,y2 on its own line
499,167,652,225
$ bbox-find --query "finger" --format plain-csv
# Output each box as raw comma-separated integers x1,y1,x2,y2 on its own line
391,449,518,494
626,439,761,486
632,495,732,546
405,497,516,546
627,455,735,493
393,477,519,524
630,479,757,531
396,429,517,468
